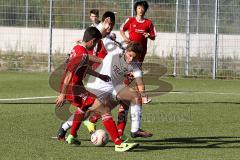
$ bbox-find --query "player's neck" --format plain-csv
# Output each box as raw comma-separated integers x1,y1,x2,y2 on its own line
136,15,144,21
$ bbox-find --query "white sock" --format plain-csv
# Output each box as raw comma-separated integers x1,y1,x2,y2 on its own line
130,104,142,133
62,114,74,131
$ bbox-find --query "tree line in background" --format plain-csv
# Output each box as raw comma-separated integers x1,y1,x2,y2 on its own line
0,0,239,34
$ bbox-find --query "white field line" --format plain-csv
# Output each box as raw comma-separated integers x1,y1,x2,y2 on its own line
165,91,240,96
0,91,240,101
0,96,57,101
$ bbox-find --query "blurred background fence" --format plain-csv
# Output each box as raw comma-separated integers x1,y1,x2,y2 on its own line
0,0,240,79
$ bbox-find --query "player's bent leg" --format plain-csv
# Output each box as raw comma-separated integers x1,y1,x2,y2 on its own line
117,103,129,141
66,108,85,145
57,122,67,141
116,86,153,138
62,114,74,131
82,94,98,134
57,114,74,141
116,86,139,103
91,99,139,152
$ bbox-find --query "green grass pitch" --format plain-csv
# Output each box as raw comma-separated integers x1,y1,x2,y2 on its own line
0,72,240,160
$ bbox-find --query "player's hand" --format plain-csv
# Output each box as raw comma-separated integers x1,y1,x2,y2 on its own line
55,94,66,107
143,32,150,38
98,74,111,82
141,92,152,104
126,72,134,80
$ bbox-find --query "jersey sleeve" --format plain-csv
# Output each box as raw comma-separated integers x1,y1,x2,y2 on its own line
120,17,131,31
67,55,83,73
70,45,86,59
149,21,157,37
96,40,108,59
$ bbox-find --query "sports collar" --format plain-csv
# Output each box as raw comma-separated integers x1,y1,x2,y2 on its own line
135,17,145,23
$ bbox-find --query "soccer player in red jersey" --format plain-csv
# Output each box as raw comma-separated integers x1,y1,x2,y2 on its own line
57,12,116,139
120,0,156,63
55,27,111,144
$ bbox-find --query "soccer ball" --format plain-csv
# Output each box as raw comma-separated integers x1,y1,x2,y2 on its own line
91,129,109,146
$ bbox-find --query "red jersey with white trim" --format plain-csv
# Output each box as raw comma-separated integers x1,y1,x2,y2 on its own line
121,17,156,62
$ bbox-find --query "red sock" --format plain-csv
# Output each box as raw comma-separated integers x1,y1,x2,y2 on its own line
102,113,122,145
117,106,128,137
89,113,101,123
117,122,126,137
70,108,85,137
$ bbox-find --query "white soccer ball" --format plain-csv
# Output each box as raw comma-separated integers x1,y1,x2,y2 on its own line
91,129,109,146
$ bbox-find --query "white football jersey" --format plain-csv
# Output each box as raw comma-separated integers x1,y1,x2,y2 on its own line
88,48,142,87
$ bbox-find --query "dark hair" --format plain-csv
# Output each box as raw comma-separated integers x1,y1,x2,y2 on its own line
125,41,143,57
82,27,102,42
134,1,149,13
90,9,99,17
102,11,115,24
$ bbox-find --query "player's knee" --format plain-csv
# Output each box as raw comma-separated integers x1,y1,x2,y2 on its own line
95,106,110,116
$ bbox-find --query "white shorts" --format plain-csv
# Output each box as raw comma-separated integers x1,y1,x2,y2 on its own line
86,82,126,109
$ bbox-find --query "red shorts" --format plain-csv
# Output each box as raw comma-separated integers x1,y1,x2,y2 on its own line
67,91,96,112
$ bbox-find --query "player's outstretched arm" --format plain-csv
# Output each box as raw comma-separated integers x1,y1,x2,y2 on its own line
55,71,72,107
86,68,111,82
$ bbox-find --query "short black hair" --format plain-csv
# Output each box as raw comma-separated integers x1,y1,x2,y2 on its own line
90,9,99,17
134,1,149,13
82,27,102,42
102,11,115,24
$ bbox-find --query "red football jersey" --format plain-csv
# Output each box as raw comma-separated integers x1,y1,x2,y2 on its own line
70,44,88,60
61,45,89,106
121,17,156,62
88,39,108,70
95,40,108,59
88,39,107,59
68,44,89,84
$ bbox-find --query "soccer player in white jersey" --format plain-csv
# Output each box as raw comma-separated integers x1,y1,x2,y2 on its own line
86,41,152,145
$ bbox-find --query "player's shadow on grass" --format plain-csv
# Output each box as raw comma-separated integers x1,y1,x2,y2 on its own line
133,136,240,152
